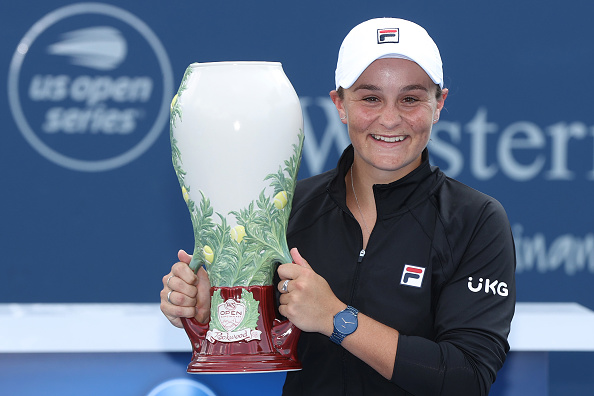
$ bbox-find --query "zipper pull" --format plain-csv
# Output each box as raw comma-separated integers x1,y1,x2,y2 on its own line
358,249,366,263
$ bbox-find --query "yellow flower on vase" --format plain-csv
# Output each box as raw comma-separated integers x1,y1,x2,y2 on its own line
182,186,189,204
274,191,288,209
231,225,246,243
203,245,214,264
170,94,178,111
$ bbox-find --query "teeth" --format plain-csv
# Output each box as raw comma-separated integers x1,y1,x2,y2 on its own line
372,134,405,143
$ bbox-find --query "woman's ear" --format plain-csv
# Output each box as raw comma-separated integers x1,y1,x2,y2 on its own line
433,88,448,123
329,90,347,124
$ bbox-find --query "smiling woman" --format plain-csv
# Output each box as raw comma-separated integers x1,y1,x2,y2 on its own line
161,17,516,396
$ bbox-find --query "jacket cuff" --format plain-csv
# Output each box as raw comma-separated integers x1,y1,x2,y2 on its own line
392,334,443,395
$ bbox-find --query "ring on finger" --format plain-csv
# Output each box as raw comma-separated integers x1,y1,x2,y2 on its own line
167,290,173,304
281,279,290,293
167,275,174,290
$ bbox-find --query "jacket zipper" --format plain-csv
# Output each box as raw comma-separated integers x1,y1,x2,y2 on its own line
349,248,365,303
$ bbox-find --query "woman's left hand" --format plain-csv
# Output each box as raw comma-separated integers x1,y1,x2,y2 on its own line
277,247,346,335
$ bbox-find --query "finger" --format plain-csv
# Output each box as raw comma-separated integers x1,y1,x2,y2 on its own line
167,277,198,300
277,263,301,281
165,273,175,290
290,247,311,269
278,293,291,317
196,266,212,308
278,279,291,294
197,265,209,285
178,249,192,264
171,261,199,286
277,301,288,320
160,299,198,328
161,287,197,308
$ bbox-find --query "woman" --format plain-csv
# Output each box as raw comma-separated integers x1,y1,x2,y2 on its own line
161,17,516,395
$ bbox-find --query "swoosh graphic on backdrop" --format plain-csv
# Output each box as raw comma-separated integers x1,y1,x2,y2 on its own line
47,26,127,71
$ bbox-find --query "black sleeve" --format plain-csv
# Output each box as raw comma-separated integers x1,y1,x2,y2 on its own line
391,199,516,395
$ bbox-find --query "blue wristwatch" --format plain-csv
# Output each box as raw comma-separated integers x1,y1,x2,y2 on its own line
330,306,359,345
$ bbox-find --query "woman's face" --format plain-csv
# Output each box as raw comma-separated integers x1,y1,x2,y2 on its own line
331,58,447,182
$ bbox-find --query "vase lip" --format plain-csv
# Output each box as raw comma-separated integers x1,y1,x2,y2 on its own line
190,61,282,68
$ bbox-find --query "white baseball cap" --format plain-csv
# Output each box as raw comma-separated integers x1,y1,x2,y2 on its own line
335,18,443,90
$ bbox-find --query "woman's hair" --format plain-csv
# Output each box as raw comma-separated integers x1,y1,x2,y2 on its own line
336,84,444,100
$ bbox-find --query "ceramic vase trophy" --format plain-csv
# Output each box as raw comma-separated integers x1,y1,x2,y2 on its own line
170,61,304,373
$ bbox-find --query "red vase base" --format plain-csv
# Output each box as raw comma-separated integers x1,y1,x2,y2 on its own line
182,285,302,374
187,352,302,374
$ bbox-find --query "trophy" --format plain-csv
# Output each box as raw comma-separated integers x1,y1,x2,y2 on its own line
170,61,304,373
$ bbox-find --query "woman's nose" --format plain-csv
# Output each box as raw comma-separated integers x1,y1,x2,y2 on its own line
379,105,402,129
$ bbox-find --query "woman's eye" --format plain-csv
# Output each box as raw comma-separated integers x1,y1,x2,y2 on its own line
403,96,418,103
363,96,379,102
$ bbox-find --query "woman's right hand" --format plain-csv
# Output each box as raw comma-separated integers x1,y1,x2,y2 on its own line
160,249,211,328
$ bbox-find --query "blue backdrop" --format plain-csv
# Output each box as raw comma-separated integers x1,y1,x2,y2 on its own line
2,0,593,394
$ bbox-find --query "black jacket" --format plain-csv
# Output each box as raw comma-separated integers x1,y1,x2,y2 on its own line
283,146,516,396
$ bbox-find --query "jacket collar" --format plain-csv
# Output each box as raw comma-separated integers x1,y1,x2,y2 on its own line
327,145,442,218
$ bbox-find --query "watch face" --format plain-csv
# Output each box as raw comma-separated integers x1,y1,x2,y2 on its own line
335,311,357,335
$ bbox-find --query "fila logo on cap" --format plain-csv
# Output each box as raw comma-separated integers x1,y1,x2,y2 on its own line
377,28,399,44
400,265,425,288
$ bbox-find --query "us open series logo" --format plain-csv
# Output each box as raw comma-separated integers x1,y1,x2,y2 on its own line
8,3,173,172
